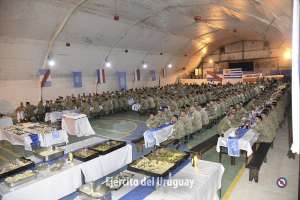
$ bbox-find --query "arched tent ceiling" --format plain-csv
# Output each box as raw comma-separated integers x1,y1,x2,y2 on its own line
0,0,292,72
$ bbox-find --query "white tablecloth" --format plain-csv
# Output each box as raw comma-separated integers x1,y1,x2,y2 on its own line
62,113,95,137
0,129,68,151
45,110,77,123
144,124,174,148
75,160,224,200
0,144,133,200
0,117,13,128
216,128,259,157
0,161,83,200
80,144,132,182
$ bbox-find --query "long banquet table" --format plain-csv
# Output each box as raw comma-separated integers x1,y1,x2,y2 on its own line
0,144,133,200
73,160,224,200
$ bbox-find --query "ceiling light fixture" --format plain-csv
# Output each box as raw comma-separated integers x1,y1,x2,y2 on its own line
48,59,56,67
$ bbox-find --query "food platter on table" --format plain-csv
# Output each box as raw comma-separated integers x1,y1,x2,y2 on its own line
0,157,35,179
88,140,126,155
128,148,189,177
73,148,99,162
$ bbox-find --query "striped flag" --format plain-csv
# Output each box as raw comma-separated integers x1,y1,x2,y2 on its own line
96,69,101,84
39,69,51,87
96,68,106,84
136,69,140,81
102,68,106,83
223,68,243,79
131,70,136,82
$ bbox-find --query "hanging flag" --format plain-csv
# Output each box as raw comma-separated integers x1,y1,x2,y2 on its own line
223,68,243,79
96,69,101,84
132,70,136,82
72,71,82,88
162,67,166,78
150,70,156,81
102,68,106,83
136,69,140,81
39,69,52,87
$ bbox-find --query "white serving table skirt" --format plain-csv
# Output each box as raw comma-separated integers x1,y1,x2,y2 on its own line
0,161,83,200
62,114,95,137
0,129,68,151
0,144,133,200
74,160,224,200
216,128,258,157
79,144,133,182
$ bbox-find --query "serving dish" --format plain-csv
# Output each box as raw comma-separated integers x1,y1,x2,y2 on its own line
89,140,126,155
73,148,99,162
33,146,64,162
0,157,35,179
4,170,37,187
78,182,111,199
128,148,189,177
105,172,134,190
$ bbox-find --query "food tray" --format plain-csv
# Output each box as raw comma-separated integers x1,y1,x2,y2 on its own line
105,172,134,190
0,158,35,179
78,183,111,200
128,150,189,177
4,170,38,187
34,148,65,162
73,148,99,162
89,140,126,155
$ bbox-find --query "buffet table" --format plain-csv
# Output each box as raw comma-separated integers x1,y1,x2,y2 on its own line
62,113,95,137
45,110,77,123
0,160,83,200
0,144,133,200
74,160,224,200
80,144,132,182
0,126,68,151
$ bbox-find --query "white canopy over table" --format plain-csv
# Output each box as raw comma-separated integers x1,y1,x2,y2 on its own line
62,113,95,137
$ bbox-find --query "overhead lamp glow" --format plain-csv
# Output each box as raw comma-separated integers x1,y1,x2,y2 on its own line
105,61,111,68
48,59,56,67
142,63,148,69
209,59,214,64
283,49,291,60
167,64,173,69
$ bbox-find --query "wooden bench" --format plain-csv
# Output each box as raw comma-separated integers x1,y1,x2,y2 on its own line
246,142,272,183
190,134,219,159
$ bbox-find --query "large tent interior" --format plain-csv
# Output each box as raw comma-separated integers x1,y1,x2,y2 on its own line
0,0,299,200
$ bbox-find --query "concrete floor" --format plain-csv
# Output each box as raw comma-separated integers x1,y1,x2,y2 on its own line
228,123,299,200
